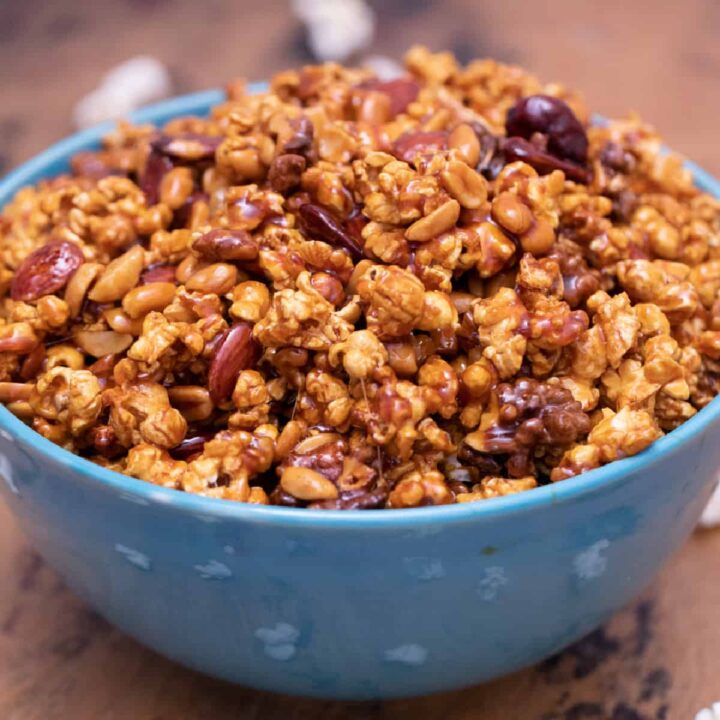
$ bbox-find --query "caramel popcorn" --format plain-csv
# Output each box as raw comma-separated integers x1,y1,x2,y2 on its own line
0,47,718,508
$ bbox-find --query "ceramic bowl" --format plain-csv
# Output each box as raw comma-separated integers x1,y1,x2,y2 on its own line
0,89,718,699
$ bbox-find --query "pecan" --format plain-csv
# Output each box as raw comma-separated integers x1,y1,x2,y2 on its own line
11,241,84,302
208,322,261,403
268,153,306,193
466,378,591,477
192,228,259,262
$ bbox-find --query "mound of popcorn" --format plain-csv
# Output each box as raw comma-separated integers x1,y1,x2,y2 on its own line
0,47,718,509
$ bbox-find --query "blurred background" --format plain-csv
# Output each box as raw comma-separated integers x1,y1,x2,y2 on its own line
1,0,720,175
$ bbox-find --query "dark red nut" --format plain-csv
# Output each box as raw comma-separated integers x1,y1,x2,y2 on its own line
281,116,314,156
344,208,368,250
91,425,124,458
392,130,448,164
19,344,46,380
151,133,222,161
169,431,215,461
298,203,363,260
208,322,261,403
357,77,420,117
170,191,209,231
10,240,84,302
192,228,259,262
502,137,590,184
140,264,178,285
140,149,174,206
70,152,120,180
505,94,588,164
268,153,306,193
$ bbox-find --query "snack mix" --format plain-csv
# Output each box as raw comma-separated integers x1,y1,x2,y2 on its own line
1,47,718,509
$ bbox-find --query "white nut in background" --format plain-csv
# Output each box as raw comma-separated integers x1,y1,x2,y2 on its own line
291,0,375,63
695,702,720,720
362,54,405,81
73,55,173,129
698,479,720,529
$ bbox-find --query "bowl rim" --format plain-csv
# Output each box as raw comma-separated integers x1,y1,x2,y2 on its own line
1,87,719,528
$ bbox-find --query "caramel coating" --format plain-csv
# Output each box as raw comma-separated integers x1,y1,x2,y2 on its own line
0,46,718,507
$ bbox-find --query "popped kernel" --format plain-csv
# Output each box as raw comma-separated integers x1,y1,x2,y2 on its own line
0,47,717,507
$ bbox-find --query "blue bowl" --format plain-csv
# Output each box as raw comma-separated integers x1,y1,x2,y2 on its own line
1,89,719,699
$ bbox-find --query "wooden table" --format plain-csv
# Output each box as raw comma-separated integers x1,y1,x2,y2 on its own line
1,1,719,717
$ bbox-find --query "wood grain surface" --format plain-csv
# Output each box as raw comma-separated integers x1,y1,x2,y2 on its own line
1,1,719,717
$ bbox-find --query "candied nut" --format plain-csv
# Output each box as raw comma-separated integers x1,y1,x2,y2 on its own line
502,137,590,183
104,307,144,335
89,245,145,303
521,217,555,255
159,167,194,210
461,360,494,398
186,263,238,295
506,94,588,164
208,322,261,403
356,90,391,124
448,123,481,166
192,228,259,262
268,153,306,193
405,199,460,242
280,465,339,501
11,241,84,302
168,385,213,422
440,160,488,209
392,130,448,164
135,204,173,235
0,323,39,354
141,264,177,284
492,192,533,235
298,203,363,260
75,330,133,357
417,291,458,331
20,344,46,380
65,262,103,318
152,132,221,161
46,345,84,370
309,272,344,306
357,77,419,116
175,254,203,284
122,282,176,319
0,382,33,403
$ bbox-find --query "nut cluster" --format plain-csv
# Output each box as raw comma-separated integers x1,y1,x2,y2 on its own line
0,46,718,508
